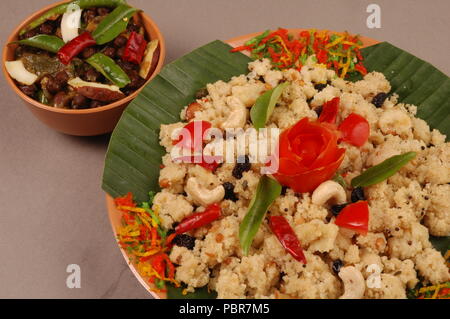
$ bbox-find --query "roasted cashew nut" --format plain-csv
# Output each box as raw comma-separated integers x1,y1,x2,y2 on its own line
339,266,366,299
185,177,225,207
221,96,247,129
311,180,347,206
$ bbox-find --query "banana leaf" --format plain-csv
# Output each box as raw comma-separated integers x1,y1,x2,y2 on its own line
349,42,450,140
102,40,449,298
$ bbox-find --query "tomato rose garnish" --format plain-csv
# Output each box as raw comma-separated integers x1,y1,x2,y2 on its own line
271,118,346,193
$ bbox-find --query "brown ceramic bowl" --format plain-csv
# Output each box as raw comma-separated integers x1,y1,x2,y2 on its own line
2,1,166,136
105,30,380,298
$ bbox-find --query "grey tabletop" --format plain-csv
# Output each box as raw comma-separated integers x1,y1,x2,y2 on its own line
0,0,449,299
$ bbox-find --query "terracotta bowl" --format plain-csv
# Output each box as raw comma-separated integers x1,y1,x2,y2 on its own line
106,30,379,298
2,1,166,136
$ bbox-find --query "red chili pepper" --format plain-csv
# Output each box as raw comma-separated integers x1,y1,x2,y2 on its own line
338,113,370,147
269,216,307,264
172,120,212,152
230,45,253,53
122,31,148,64
175,203,221,234
114,192,136,208
355,62,368,75
335,201,369,235
57,32,96,65
318,97,340,124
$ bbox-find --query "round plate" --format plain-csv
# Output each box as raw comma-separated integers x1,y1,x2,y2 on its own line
105,29,380,299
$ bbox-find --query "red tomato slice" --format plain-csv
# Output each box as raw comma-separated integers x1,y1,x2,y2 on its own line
338,113,370,147
172,121,212,151
335,201,369,235
318,97,340,124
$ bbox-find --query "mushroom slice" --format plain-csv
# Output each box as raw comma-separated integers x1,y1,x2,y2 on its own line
5,60,38,85
68,77,125,102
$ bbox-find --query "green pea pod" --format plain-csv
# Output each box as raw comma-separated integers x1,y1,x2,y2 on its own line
14,35,64,53
86,53,130,88
92,4,139,45
20,0,127,36
351,152,417,188
239,176,282,256
250,81,289,129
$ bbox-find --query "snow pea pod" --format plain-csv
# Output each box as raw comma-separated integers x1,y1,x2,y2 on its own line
20,0,127,36
14,35,64,53
92,4,139,45
86,53,130,88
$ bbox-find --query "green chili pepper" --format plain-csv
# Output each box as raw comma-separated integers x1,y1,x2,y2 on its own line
239,176,282,256
37,90,49,105
86,53,130,88
14,35,64,53
92,4,139,45
351,152,417,188
244,29,270,47
20,0,127,36
250,81,289,129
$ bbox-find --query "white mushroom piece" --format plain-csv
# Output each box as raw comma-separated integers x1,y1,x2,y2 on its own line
339,266,366,299
311,180,347,206
185,177,225,207
220,96,248,129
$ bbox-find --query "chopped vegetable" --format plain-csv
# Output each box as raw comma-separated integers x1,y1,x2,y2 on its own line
231,28,366,78
115,192,179,292
334,200,369,235
61,4,83,43
351,152,417,188
57,31,96,65
338,113,370,147
5,60,38,85
86,53,131,88
139,39,159,79
19,0,127,36
123,31,147,64
175,203,222,234
239,176,282,255
172,120,212,151
269,216,306,263
92,4,139,45
318,97,339,124
250,82,289,129
14,35,64,53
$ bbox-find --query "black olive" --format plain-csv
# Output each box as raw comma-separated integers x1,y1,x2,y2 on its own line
223,182,238,202
371,92,388,108
331,203,348,216
351,187,365,202
172,234,196,250
232,155,251,179
332,259,343,274
314,83,327,92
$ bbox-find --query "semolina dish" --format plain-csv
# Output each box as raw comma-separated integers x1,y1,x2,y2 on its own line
148,57,450,299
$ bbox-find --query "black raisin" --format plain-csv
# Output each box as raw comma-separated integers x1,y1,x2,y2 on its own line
351,187,365,202
281,186,288,196
315,105,323,117
331,203,348,216
223,182,238,202
172,234,196,250
332,260,343,274
372,92,388,108
314,83,327,92
195,87,209,99
232,155,251,179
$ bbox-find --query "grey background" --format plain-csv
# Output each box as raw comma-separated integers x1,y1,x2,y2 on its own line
0,0,448,298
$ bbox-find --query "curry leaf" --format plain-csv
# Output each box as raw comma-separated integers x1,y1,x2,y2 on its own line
250,81,289,129
239,176,282,256
351,152,417,188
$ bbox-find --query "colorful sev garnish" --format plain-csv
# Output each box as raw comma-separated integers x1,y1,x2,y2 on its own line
114,192,179,293
231,28,367,79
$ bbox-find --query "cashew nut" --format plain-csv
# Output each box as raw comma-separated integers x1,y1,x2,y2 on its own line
311,180,347,206
185,177,225,207
221,96,248,129
339,266,366,299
